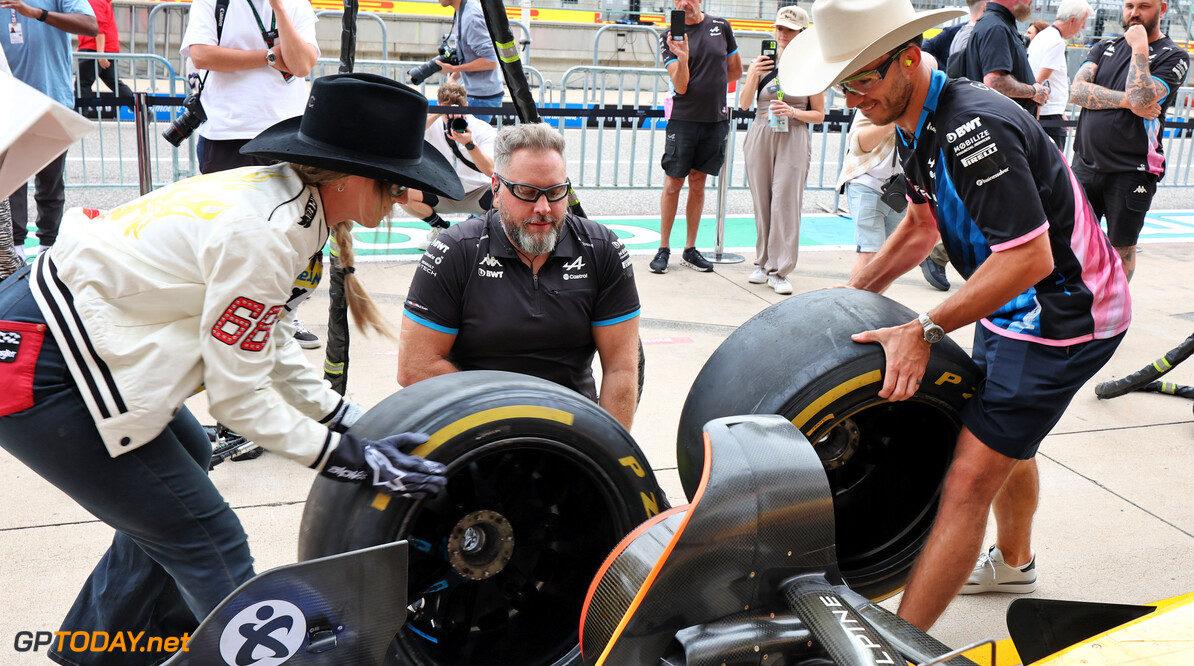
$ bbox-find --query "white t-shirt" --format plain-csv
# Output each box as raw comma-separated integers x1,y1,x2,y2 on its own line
424,115,496,192
1027,25,1069,116
180,0,319,140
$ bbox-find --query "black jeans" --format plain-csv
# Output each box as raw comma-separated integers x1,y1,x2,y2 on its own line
9,152,67,250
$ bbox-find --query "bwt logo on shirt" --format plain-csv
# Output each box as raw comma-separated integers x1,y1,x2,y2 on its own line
946,117,982,143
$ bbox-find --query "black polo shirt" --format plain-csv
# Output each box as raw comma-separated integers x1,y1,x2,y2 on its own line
403,211,641,400
659,13,738,123
1072,35,1189,177
897,70,1130,345
961,3,1038,114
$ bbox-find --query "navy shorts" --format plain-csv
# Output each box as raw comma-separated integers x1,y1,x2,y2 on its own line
661,119,730,178
962,325,1125,460
1072,164,1157,248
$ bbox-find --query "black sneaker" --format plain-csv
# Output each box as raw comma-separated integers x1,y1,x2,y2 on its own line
649,247,670,274
919,258,950,291
293,319,322,349
681,247,714,272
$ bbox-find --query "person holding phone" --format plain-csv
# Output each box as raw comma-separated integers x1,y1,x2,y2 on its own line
651,0,742,275
737,6,824,294
399,80,497,250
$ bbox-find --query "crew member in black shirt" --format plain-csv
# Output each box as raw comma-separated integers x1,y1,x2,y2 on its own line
399,123,642,429
957,0,1050,113
1070,0,1189,281
650,0,742,274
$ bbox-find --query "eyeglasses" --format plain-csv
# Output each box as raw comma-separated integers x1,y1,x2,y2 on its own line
496,174,571,203
834,46,910,96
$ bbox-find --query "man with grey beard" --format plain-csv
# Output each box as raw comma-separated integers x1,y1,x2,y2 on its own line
398,124,642,429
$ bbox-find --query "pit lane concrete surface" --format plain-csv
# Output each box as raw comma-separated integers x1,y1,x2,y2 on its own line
0,220,1192,664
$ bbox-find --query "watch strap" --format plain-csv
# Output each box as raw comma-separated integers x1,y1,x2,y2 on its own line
37,8,49,21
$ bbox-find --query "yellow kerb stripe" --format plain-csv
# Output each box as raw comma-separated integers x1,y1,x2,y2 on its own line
791,370,882,429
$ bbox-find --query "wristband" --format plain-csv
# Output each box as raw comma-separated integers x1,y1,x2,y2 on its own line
464,142,476,151
37,8,49,21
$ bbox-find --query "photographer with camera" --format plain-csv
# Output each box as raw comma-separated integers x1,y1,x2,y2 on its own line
179,0,318,175
399,81,496,250
836,112,906,287
415,0,503,123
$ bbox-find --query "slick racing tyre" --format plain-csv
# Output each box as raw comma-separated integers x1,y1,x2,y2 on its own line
299,371,668,666
677,289,980,600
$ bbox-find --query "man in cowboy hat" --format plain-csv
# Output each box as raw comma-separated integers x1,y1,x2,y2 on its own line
779,0,1131,630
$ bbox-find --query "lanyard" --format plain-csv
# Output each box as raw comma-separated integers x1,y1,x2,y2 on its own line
245,0,277,46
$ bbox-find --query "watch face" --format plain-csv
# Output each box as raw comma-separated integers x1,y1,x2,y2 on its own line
924,325,945,344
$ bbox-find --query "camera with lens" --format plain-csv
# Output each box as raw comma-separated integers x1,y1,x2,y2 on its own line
410,38,460,85
879,173,908,213
448,117,469,133
161,93,208,147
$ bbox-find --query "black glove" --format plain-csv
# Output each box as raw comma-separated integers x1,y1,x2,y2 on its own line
321,432,447,499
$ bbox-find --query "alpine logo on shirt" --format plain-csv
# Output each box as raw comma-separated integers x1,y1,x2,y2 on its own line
710,25,722,36
562,256,588,281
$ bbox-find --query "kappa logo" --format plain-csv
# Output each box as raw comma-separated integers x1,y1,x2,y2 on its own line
480,254,503,268
1133,185,1149,194
218,600,306,666
945,117,982,143
562,257,586,271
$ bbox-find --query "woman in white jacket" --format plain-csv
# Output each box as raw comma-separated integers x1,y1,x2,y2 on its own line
0,73,461,665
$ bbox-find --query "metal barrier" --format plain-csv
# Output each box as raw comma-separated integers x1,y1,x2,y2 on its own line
311,58,549,107
592,24,662,67
314,11,391,61
68,52,197,189
143,1,192,82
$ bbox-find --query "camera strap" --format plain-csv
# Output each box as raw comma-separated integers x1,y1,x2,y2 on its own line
446,126,482,174
245,0,292,81
193,0,230,95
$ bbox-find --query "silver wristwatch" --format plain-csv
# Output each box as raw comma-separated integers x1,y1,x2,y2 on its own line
918,313,945,344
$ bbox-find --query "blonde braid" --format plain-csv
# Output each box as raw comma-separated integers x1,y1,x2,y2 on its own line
292,163,396,340
331,218,396,341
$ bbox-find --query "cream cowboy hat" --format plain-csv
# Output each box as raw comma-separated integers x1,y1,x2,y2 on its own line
776,0,964,96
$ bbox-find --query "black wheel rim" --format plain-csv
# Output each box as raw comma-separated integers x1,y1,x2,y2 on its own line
389,437,629,665
803,399,957,594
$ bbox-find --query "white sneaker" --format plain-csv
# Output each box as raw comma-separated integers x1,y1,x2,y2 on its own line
417,225,445,251
961,546,1037,595
748,267,768,284
768,275,793,295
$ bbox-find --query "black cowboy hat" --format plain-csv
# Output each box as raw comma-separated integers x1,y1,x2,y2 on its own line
242,73,465,200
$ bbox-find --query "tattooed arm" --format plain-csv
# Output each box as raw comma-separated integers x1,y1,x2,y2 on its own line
1123,25,1168,109
1070,60,1163,118
984,71,1050,105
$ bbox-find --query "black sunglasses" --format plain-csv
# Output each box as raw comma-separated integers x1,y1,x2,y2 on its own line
496,174,571,203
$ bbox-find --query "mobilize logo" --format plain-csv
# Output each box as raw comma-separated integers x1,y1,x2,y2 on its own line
945,117,982,143
219,600,307,666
